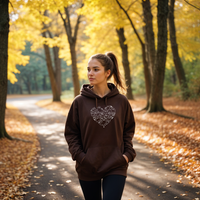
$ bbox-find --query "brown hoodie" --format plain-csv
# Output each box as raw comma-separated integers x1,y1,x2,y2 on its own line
64,83,136,181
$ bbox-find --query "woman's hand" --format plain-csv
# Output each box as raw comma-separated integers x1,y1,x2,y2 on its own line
123,154,129,163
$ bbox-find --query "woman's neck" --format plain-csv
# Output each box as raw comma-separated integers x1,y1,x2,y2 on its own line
92,85,110,98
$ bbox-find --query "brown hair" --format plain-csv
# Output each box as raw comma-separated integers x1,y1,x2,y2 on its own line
90,52,126,94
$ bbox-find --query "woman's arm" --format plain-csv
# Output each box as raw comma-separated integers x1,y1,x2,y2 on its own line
64,100,85,164
123,101,136,162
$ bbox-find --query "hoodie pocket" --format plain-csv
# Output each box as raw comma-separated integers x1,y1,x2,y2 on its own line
76,146,128,175
76,150,96,174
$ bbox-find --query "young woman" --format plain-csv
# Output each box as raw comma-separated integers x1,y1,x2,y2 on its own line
64,52,136,200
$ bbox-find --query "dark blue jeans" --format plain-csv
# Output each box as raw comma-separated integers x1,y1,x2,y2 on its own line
79,175,126,200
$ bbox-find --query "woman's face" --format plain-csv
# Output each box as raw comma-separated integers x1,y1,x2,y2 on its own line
87,58,110,86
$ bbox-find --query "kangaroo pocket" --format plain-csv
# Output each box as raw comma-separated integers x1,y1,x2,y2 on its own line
76,146,127,175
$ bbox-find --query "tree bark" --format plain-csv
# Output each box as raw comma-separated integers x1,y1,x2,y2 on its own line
142,0,155,77
58,5,82,97
42,30,61,101
148,0,169,112
53,46,62,95
168,0,190,100
47,29,62,96
0,0,12,139
116,28,134,99
70,43,80,97
116,0,151,103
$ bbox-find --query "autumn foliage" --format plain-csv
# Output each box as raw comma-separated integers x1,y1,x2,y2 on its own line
0,104,40,199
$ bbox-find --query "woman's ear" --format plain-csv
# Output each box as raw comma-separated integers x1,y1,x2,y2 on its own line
106,69,111,78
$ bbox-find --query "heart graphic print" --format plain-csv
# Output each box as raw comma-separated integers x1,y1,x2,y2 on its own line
90,105,116,128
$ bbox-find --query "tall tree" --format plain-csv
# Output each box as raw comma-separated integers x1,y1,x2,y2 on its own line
58,3,83,97
116,27,133,99
42,11,61,101
0,0,12,139
148,0,169,112
142,0,155,81
116,0,151,104
42,28,61,101
168,0,190,100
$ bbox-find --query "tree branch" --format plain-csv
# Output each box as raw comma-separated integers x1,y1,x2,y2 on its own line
126,0,138,12
65,7,72,37
58,9,72,43
73,3,84,40
73,15,81,41
116,0,144,46
183,0,200,11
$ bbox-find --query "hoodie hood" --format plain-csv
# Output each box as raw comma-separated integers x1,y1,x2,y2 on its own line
81,83,119,99
80,83,119,107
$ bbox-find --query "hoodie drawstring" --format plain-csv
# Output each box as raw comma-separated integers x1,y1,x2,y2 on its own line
96,98,98,108
95,97,107,107
105,97,107,106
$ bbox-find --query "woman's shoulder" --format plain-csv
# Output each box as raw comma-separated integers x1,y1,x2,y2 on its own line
72,94,84,103
116,93,129,102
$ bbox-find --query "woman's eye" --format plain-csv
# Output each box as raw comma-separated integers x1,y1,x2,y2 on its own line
95,69,99,71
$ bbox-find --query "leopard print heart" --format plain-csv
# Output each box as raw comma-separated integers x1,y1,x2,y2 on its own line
90,105,116,128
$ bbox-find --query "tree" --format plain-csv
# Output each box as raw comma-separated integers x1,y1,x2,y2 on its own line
116,0,151,103
116,27,133,99
42,29,61,101
80,0,137,98
168,0,190,100
148,0,169,112
58,3,83,97
0,0,12,139
42,11,61,101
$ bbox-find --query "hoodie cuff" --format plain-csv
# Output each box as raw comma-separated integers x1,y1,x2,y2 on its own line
76,152,86,164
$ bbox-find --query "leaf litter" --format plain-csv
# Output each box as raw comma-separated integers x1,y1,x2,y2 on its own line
0,104,40,199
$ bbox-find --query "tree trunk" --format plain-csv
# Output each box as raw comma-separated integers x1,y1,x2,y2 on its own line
70,43,80,97
0,0,12,139
168,0,190,100
116,0,151,105
148,0,169,112
58,6,82,97
116,28,134,100
142,0,155,78
53,46,62,95
42,31,60,101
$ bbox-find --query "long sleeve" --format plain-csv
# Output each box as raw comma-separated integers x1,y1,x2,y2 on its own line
64,100,85,163
123,101,136,162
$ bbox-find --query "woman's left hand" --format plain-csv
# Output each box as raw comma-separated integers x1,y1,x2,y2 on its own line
123,154,129,163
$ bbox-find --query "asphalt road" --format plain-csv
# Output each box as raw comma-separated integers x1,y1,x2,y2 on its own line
7,95,200,200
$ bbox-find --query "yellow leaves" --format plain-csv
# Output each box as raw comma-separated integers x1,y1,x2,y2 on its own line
0,104,40,199
8,30,30,83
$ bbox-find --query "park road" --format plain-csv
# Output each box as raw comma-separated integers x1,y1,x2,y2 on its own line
7,95,200,200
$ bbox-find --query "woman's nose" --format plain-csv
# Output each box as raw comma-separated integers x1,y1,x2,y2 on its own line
88,70,93,75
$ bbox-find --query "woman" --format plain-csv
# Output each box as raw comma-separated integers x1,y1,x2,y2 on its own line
64,52,136,200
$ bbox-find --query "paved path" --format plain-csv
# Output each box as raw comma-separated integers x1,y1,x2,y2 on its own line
7,96,200,200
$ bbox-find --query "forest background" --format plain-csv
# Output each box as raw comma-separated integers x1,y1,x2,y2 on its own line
5,0,200,103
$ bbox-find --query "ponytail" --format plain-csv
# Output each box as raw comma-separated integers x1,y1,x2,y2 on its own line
90,52,127,94
105,52,126,94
